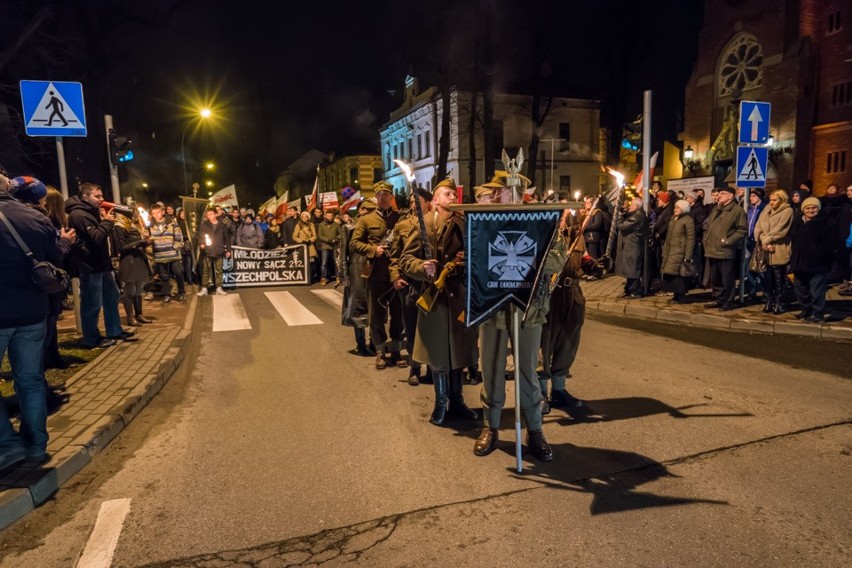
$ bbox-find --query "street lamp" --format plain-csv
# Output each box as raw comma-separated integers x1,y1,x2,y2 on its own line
205,162,215,171
141,182,149,189
205,180,214,187
181,108,213,194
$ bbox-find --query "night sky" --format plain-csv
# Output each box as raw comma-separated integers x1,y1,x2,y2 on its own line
0,0,703,207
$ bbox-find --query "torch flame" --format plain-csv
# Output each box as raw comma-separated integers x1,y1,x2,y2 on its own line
606,167,625,188
394,159,415,183
205,234,212,246
137,207,150,227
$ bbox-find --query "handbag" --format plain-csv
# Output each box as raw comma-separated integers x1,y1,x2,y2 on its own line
0,206,71,294
678,258,699,279
748,246,768,273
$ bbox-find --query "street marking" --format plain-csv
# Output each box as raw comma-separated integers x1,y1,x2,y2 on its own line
212,294,252,332
265,291,323,326
76,498,132,568
311,288,344,310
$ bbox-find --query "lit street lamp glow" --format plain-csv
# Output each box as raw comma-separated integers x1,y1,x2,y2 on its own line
142,182,149,189
200,108,212,118
205,162,215,170
205,180,214,187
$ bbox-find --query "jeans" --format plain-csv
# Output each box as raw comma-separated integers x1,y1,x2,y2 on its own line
0,321,48,456
79,271,123,345
319,249,336,280
156,260,186,296
182,253,195,285
793,271,828,316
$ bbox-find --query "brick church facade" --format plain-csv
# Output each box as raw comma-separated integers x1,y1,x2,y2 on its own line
681,0,850,195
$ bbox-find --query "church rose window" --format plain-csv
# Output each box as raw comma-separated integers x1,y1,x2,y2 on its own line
718,34,764,97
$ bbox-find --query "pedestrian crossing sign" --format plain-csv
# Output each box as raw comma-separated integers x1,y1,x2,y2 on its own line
736,145,768,188
20,80,87,137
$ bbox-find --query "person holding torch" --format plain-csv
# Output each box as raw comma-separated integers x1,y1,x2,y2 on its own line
197,207,231,296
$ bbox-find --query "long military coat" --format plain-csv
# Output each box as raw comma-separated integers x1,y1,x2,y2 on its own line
399,211,477,372
350,208,399,282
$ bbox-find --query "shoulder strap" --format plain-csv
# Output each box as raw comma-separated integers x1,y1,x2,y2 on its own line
0,206,37,264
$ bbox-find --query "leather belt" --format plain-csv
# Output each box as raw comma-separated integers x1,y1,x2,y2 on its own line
557,276,577,288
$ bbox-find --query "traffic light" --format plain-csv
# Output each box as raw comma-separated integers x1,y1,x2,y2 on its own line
108,129,133,165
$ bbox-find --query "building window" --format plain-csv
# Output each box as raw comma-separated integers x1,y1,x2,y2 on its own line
828,11,842,34
408,138,413,161
349,167,358,182
417,133,423,159
558,123,571,143
717,34,764,96
831,82,852,106
399,141,405,159
392,145,398,161
424,131,431,157
373,168,383,183
559,175,571,190
827,151,847,174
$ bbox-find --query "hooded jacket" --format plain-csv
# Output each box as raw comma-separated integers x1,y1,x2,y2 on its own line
65,194,115,273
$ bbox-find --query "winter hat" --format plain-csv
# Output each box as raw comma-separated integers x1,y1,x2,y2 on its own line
750,188,766,200
657,191,670,204
801,196,821,211
10,176,47,204
717,186,736,195
675,199,691,214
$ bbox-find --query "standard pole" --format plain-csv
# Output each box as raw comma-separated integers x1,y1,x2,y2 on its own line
511,305,523,473
641,90,652,296
540,138,565,195
55,137,69,199
104,114,121,203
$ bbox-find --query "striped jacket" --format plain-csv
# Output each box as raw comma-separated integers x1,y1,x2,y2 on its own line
148,220,183,263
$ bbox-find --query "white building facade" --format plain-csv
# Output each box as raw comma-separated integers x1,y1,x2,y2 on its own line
379,75,603,197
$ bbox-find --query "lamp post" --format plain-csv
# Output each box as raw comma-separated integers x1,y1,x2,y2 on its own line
181,108,212,194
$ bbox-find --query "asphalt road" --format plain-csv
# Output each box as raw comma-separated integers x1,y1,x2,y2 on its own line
1,286,850,567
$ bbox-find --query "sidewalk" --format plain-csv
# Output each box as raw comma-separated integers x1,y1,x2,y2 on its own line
584,275,852,341
0,295,198,529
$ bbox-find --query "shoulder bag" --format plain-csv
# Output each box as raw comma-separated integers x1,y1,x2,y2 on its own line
0,206,70,294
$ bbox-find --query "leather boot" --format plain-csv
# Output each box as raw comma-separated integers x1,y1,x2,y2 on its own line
375,352,387,370
772,269,786,314
133,296,153,323
447,369,478,420
126,315,140,327
761,298,773,313
430,372,449,425
527,430,553,462
473,428,499,456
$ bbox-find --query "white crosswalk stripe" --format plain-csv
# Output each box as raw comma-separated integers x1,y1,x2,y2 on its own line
265,290,323,326
311,288,344,310
211,294,252,332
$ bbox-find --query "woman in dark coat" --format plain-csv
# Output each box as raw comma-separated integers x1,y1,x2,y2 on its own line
614,198,647,297
113,211,152,326
661,200,696,303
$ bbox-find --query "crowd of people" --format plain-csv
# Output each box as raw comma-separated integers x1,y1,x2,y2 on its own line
598,181,852,323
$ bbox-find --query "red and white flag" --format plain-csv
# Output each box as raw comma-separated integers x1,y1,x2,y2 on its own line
274,191,290,219
305,176,319,211
632,151,659,197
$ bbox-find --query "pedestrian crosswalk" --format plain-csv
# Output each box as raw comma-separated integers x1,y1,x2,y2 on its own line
209,289,344,332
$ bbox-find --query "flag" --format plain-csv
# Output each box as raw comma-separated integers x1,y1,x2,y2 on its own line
306,175,319,211
632,151,659,197
209,185,239,209
341,186,361,211
274,191,290,219
463,206,560,327
287,198,301,211
258,196,277,216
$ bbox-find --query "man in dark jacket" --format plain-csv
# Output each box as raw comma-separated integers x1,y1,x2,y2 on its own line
65,183,135,348
316,209,340,285
614,198,647,297
0,169,75,468
197,207,232,296
703,186,747,311
281,207,298,246
581,196,607,259
790,197,834,323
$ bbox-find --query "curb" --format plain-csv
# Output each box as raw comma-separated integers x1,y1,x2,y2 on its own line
0,296,199,530
588,300,852,342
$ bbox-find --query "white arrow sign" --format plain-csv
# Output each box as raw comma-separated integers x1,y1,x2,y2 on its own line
747,106,763,142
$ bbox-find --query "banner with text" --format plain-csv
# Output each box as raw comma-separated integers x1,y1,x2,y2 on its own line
223,245,309,288
464,207,560,327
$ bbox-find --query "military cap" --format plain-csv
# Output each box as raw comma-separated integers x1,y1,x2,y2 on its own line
433,177,456,191
373,180,394,193
474,180,502,199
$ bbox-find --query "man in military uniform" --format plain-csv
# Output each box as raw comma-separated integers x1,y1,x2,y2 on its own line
472,176,565,462
389,189,431,386
400,178,478,425
539,208,586,414
350,181,405,369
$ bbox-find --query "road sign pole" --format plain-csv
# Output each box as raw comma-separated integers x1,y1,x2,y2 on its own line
104,114,121,203
740,187,750,304
642,90,652,296
55,136,69,199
